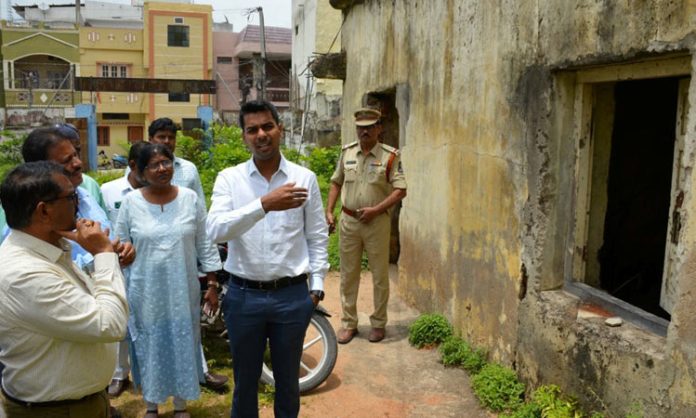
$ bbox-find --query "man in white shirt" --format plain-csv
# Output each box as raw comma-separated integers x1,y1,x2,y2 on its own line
147,118,229,390
0,161,128,418
148,118,206,203
207,100,329,418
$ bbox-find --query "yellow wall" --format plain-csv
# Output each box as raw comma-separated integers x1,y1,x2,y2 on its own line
314,0,342,97
144,2,213,123
79,26,148,154
78,3,212,153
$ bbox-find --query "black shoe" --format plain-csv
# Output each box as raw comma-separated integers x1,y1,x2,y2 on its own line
202,372,228,390
107,378,129,398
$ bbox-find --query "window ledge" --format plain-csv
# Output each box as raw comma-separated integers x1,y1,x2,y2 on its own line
564,282,669,337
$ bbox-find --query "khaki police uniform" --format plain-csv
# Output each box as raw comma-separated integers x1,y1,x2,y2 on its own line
330,140,407,329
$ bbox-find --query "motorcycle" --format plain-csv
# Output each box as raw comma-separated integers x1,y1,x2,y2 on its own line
112,153,128,169
260,305,338,393
97,150,111,169
201,245,338,394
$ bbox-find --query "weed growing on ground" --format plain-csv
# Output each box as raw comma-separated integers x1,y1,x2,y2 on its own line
438,336,487,374
408,313,453,348
471,363,525,413
624,401,644,418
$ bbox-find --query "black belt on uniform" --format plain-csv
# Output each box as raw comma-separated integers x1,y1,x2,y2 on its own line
229,273,308,291
1,386,102,408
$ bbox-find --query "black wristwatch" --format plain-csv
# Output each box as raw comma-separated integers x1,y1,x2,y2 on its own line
310,290,325,301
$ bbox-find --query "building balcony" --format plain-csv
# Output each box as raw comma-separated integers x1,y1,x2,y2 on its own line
267,87,289,107
4,88,80,108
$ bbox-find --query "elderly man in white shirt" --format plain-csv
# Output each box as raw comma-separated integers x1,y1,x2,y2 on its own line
0,161,128,418
207,100,329,418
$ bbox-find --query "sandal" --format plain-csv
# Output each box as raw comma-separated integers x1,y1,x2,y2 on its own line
173,411,191,418
143,411,158,418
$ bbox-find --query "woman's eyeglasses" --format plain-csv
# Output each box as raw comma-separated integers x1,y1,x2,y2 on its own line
145,160,174,171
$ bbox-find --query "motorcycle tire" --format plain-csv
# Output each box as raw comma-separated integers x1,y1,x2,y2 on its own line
260,311,338,394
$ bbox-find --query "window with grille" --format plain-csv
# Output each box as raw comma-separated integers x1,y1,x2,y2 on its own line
168,25,189,47
100,64,128,78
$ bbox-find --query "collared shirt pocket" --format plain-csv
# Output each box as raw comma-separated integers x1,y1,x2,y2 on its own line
367,165,387,184
344,167,358,182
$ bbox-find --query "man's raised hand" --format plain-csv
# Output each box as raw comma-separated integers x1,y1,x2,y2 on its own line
261,182,309,212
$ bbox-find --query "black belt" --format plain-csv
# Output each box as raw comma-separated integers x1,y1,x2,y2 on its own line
229,273,307,290
1,386,103,408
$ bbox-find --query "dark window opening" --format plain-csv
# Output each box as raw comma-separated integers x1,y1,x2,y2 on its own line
217,56,233,64
169,92,190,102
103,113,129,120
168,25,189,47
592,78,679,320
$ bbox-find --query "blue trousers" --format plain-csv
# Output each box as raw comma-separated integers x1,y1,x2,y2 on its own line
223,280,314,418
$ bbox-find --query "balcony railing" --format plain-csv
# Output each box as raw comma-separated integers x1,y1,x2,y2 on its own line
267,88,289,103
5,89,79,107
12,77,73,90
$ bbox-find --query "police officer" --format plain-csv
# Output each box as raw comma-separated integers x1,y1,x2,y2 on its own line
326,108,407,344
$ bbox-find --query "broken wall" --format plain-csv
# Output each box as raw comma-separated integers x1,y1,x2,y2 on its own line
337,0,696,415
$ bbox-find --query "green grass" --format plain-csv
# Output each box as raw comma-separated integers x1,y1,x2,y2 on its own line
110,332,274,417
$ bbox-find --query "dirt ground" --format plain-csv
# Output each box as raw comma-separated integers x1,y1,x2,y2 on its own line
110,267,492,417
259,267,493,418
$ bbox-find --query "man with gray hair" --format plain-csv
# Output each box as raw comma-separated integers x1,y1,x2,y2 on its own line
0,161,128,417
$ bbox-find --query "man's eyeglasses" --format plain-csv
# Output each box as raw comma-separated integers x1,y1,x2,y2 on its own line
145,160,174,171
45,192,78,205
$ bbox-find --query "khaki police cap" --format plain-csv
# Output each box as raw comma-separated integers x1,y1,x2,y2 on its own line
354,108,382,126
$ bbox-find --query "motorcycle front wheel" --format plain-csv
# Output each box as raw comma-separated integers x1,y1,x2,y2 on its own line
260,311,338,393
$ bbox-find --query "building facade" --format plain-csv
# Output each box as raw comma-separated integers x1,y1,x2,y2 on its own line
291,0,342,147
212,24,291,125
3,0,213,158
0,20,80,129
324,0,696,416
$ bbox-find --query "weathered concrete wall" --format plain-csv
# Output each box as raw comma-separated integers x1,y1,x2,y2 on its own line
337,0,696,415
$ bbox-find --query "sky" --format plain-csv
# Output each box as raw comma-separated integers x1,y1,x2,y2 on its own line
197,0,292,30
93,0,291,30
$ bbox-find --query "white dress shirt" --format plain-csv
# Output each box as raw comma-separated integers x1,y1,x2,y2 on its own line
206,156,329,291
101,175,136,225
0,230,128,402
172,156,206,204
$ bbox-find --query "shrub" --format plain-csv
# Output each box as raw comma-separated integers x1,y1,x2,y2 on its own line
408,313,453,348
305,145,341,179
501,401,542,418
439,336,487,374
88,170,124,186
471,363,525,412
0,133,24,166
531,384,580,418
624,402,643,418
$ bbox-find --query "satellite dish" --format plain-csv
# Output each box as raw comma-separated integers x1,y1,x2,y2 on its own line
38,2,49,11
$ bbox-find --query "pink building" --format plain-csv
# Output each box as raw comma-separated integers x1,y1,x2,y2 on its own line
213,24,291,124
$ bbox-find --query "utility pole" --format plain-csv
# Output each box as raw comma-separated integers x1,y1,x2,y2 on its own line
75,0,81,26
257,6,267,101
